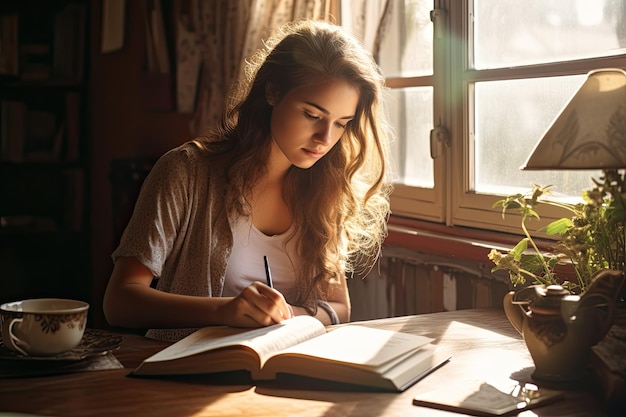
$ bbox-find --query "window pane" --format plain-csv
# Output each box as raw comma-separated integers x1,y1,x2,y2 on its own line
386,87,434,187
378,0,434,77
473,75,602,196
473,0,626,69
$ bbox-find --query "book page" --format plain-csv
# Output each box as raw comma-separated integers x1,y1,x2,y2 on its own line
273,325,433,369
143,315,325,364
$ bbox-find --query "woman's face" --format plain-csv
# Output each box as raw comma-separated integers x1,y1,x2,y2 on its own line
269,78,360,170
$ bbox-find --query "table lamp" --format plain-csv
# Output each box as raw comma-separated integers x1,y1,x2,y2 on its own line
521,68,626,171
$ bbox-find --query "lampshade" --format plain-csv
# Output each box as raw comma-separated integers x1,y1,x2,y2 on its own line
522,68,626,170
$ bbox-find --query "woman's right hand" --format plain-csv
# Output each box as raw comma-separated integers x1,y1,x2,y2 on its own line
104,257,294,329
216,281,294,327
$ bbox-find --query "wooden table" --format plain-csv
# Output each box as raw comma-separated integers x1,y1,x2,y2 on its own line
0,309,610,416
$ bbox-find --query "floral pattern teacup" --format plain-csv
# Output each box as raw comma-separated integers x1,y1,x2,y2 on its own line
0,298,89,356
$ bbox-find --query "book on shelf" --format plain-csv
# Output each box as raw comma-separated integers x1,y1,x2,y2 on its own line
1,100,66,162
52,2,86,81
1,100,27,162
133,315,451,392
19,43,52,81
23,109,61,161
64,91,81,160
0,13,19,76
0,215,58,233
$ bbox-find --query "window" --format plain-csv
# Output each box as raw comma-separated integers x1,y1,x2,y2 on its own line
341,0,626,233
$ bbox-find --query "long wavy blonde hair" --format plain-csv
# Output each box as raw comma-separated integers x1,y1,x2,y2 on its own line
201,20,392,313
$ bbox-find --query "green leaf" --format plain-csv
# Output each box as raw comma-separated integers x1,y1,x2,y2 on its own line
542,218,573,235
518,253,549,273
526,208,540,220
510,239,528,259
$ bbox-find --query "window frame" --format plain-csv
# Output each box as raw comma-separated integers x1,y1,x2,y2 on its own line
449,0,626,234
374,0,626,236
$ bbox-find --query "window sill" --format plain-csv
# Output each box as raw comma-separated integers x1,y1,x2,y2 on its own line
385,215,559,267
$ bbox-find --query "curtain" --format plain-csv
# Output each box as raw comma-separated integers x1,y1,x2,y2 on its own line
338,0,391,62
188,0,336,136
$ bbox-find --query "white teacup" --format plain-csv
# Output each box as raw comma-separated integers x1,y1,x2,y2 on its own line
0,298,89,356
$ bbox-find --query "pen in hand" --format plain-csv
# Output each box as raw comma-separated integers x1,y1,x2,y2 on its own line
263,255,274,288
264,255,293,320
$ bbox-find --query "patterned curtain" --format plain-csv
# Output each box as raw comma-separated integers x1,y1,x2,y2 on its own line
188,0,336,136
339,0,391,62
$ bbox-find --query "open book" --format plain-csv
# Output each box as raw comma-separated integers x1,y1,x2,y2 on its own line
133,315,450,392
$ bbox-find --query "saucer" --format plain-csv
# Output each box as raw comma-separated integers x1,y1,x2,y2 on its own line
0,328,123,361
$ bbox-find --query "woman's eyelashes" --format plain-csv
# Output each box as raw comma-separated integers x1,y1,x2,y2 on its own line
336,120,349,129
304,111,319,121
303,111,349,129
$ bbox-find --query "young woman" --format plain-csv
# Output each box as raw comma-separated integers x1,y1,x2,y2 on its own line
103,20,393,341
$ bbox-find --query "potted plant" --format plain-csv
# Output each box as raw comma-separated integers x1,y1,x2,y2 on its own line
489,176,626,383
488,173,626,294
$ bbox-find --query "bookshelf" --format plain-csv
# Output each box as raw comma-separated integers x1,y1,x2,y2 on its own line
0,1,90,306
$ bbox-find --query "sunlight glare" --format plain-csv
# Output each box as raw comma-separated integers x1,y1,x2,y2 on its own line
576,0,604,26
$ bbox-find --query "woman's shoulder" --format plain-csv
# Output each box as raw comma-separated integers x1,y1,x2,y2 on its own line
162,138,215,158
158,138,229,170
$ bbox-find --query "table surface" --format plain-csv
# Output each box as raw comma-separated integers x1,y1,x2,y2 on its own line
0,308,610,417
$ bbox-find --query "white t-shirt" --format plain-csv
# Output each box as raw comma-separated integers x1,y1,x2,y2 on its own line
223,216,299,303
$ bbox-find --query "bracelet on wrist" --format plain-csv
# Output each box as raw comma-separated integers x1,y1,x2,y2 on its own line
316,300,339,325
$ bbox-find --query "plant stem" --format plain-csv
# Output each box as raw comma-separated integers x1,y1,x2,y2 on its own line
521,213,551,285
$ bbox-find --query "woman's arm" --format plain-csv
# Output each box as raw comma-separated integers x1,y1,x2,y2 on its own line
103,256,294,329
289,274,351,325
